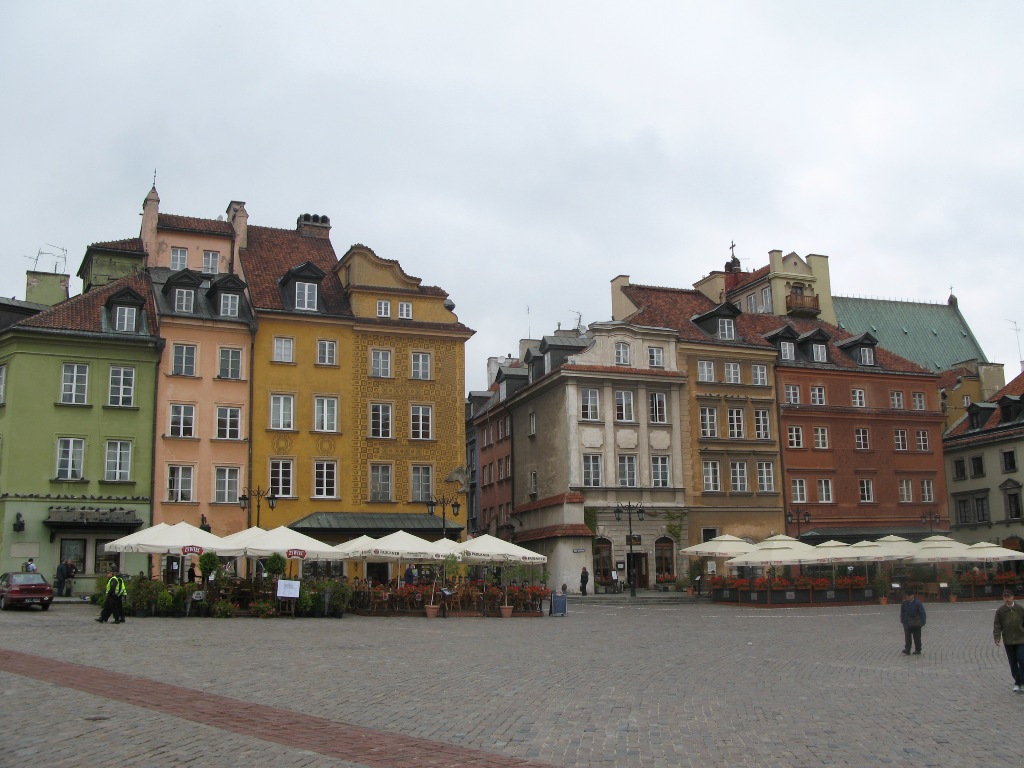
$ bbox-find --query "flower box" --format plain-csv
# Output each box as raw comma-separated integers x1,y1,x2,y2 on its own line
780,589,810,603
811,589,841,602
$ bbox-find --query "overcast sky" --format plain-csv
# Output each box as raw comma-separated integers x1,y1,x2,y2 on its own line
3,2,1022,392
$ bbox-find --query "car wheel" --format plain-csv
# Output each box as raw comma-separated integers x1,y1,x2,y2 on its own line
40,603,51,611
0,595,7,611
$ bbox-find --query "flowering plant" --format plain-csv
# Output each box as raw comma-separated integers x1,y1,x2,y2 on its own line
794,576,831,589
210,599,238,618
754,576,792,589
656,572,675,583
835,575,867,589
707,575,727,589
249,599,276,618
993,571,1019,584
726,577,751,590
960,570,989,585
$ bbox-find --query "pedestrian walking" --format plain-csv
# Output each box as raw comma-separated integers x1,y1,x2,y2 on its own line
55,559,68,597
64,559,78,596
900,588,926,654
580,566,589,596
96,568,127,624
993,589,1024,693
25,558,38,572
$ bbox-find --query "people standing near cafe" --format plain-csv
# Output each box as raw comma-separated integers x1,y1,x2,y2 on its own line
64,559,78,596
55,560,68,598
900,588,926,654
993,589,1024,693
580,566,589,596
96,568,127,624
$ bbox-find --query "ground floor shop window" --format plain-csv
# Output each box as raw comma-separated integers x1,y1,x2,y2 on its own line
655,537,675,581
594,537,612,580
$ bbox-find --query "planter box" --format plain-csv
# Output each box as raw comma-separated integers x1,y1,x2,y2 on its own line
711,588,739,603
742,589,769,604
811,589,841,603
778,588,810,603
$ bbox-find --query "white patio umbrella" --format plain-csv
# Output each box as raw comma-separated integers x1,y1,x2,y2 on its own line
333,535,377,556
812,540,852,562
841,540,914,562
680,534,753,558
908,540,973,564
357,530,435,562
454,534,547,564
726,540,821,567
103,522,170,551
241,526,340,560
106,521,243,556
219,526,267,548
424,537,464,560
964,542,1024,562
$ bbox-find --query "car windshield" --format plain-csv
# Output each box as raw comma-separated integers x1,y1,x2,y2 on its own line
10,573,47,585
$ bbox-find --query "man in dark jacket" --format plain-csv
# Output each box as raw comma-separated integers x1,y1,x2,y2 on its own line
994,589,1024,693
900,589,927,654
580,566,589,596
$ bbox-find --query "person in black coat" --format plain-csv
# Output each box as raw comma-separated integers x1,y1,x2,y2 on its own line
900,589,927,654
580,566,589,596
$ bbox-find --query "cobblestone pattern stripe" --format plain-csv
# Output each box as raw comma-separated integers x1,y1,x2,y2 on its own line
0,648,552,768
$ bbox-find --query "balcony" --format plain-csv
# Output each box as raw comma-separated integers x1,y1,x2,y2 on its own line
785,292,821,317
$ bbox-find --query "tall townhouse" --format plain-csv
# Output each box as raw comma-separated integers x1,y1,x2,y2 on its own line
943,370,1024,549
495,323,687,592
0,269,161,591
611,278,784,547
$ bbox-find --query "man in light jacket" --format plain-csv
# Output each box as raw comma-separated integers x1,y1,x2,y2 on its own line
994,589,1024,693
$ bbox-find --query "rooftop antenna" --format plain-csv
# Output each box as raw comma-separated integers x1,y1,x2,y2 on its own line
153,168,157,186
570,310,584,334
526,304,530,339
45,243,68,273
1008,319,1023,373
24,250,41,270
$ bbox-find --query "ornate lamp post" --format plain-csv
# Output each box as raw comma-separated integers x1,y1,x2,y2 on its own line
614,501,645,598
238,486,277,528
921,512,941,532
425,493,461,541
786,508,812,540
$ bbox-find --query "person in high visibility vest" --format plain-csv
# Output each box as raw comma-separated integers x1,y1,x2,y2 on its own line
95,568,127,624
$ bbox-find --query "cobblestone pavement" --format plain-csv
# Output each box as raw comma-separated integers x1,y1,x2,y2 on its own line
1,597,1021,768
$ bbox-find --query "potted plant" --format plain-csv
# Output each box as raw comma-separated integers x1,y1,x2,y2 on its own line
328,580,353,617
948,570,960,603
687,558,706,595
872,571,890,604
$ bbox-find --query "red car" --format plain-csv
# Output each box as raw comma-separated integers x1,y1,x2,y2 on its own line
0,572,54,610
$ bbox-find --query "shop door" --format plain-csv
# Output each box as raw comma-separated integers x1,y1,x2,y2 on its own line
627,553,649,589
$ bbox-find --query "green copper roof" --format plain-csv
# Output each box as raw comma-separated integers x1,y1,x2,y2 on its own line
833,296,987,371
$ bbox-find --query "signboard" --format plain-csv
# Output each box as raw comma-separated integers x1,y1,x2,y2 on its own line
286,549,307,559
626,533,641,545
706,561,717,575
572,548,585,553
181,545,204,555
277,579,300,598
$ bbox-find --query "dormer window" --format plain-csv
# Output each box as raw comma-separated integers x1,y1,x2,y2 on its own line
377,300,391,318
615,342,631,366
780,341,795,361
114,306,137,332
718,318,735,341
220,294,239,318
969,410,985,429
295,282,317,310
105,287,146,334
812,343,827,362
175,288,195,313
859,347,875,365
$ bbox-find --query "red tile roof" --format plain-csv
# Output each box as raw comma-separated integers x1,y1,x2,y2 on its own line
88,237,146,254
17,271,158,337
945,369,1024,437
727,264,769,293
514,523,595,544
514,492,586,514
157,213,234,236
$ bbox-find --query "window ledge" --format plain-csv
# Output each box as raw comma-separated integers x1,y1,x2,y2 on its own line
51,477,88,483
99,480,136,486
55,402,92,408
102,405,139,411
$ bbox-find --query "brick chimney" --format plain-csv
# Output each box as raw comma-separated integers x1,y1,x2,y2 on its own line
140,186,160,261
296,213,332,239
227,201,248,249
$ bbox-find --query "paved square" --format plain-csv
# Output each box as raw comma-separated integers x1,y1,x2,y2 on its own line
1,597,1019,767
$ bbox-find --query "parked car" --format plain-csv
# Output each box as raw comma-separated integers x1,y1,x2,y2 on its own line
0,572,54,610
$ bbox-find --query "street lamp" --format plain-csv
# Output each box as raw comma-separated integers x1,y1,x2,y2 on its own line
614,501,645,598
425,493,461,541
786,508,812,540
238,486,277,528
921,512,941,532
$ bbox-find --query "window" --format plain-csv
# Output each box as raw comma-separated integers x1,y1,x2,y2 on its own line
916,430,930,451
371,403,392,438
890,391,905,409
216,406,241,439
114,305,136,331
314,397,338,432
702,460,721,492
752,364,767,386
788,425,803,448
370,464,392,501
851,389,866,407
728,408,744,439
529,412,536,436
859,347,875,365
215,467,239,504
648,347,664,368
529,470,538,494
614,342,631,365
170,247,187,270
921,479,934,503
615,390,635,422
976,497,990,523
953,458,966,480
855,428,870,450
858,478,874,503
398,301,412,319
652,456,670,488
780,342,795,361
757,461,775,492
270,394,294,430
893,478,912,503
700,406,718,438
718,318,735,340
581,388,600,420
108,366,134,407
411,352,431,380
963,394,972,407
169,404,196,437
970,456,985,477
273,337,294,363
957,498,972,524
314,460,338,498
0,364,5,403
618,455,637,487
411,404,432,439
817,478,832,503
583,454,602,487
377,300,391,318
810,386,826,405
649,392,667,423
203,250,220,274
754,409,771,440
784,384,800,404
724,362,741,384
271,459,293,497
894,429,908,451
410,465,432,502
172,344,196,376
762,285,772,311
746,294,757,313
174,288,195,313
1008,492,1022,520
791,478,807,503
219,348,241,379
371,349,391,378
730,461,748,492
167,465,193,501
104,440,131,481
1002,450,1017,472
295,282,318,310
219,293,239,317
912,392,926,410
61,363,88,404
55,438,84,481
812,343,827,362
697,360,714,382
814,426,829,449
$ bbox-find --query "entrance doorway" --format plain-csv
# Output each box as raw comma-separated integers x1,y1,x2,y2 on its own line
627,552,649,589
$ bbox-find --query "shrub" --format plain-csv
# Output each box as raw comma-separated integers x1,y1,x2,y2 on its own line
210,599,238,618
250,599,276,618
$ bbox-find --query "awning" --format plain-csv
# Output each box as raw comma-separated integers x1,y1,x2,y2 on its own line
43,506,145,542
290,512,463,539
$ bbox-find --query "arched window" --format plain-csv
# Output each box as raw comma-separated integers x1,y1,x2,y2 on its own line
593,538,612,581
655,536,675,582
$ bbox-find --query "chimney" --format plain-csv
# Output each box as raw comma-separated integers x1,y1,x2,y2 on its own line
296,213,332,239
140,186,160,260
26,270,70,306
227,201,248,249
